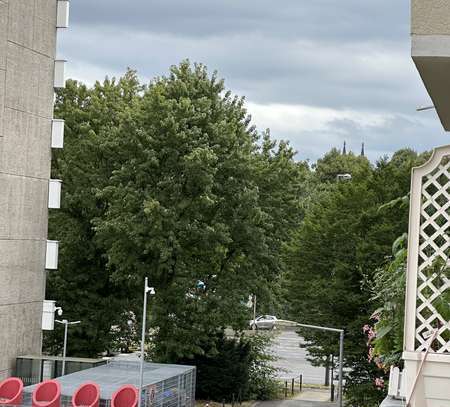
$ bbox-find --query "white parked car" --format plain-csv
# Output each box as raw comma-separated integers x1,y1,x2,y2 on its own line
249,315,278,330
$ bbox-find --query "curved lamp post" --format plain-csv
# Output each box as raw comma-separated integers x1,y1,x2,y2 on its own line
137,278,155,407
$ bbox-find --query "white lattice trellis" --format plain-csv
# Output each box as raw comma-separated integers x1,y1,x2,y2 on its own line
405,146,450,354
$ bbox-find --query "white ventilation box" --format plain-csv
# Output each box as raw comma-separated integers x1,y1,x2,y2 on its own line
42,300,57,330
46,240,59,270
51,119,65,148
56,0,70,28
48,179,62,209
54,60,66,89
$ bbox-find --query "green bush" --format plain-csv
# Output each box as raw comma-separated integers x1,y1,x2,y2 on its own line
179,332,277,401
246,334,278,400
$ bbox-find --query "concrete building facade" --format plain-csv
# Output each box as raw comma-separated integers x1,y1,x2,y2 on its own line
0,0,61,379
412,0,450,130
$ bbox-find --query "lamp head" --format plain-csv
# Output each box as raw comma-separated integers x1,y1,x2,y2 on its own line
196,280,206,290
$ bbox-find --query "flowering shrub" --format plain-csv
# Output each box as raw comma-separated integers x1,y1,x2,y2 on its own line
351,235,408,405
369,234,407,369
374,377,385,389
363,324,376,342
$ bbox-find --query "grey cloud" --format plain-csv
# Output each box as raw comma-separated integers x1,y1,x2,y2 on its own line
285,114,447,162
60,1,446,162
60,26,425,113
70,0,408,43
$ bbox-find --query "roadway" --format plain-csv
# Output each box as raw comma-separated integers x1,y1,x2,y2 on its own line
270,329,326,385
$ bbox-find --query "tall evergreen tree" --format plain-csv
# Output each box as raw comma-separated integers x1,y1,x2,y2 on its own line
284,148,430,406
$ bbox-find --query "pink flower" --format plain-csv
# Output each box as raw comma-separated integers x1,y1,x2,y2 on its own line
367,328,376,341
374,357,384,369
368,346,374,362
374,377,385,389
363,324,376,343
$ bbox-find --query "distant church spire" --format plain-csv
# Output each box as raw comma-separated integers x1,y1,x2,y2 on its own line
342,141,347,155
361,142,365,157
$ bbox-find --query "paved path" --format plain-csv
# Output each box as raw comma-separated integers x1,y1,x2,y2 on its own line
295,389,332,402
254,400,337,407
270,330,326,385
255,389,337,407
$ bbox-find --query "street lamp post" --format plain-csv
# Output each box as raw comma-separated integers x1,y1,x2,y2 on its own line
338,329,344,406
252,295,257,331
55,319,81,376
138,277,155,407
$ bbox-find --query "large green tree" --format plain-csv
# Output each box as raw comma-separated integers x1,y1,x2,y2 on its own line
46,63,304,366
94,62,304,361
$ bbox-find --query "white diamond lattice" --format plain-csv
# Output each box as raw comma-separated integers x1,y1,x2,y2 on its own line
416,158,450,352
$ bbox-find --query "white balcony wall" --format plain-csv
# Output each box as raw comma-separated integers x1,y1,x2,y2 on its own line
387,367,406,399
48,179,62,209
402,146,450,406
51,119,64,148
42,300,56,331
54,60,66,89
56,1,70,28
45,240,59,270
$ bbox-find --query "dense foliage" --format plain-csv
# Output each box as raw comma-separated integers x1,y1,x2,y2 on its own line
92,63,305,360
45,61,432,405
45,62,303,399
284,149,428,406
179,333,277,402
370,234,407,369
45,72,143,356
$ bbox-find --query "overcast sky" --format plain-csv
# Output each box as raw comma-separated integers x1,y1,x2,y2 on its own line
58,0,449,162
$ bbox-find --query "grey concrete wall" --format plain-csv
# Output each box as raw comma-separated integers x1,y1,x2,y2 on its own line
0,0,57,379
412,0,450,35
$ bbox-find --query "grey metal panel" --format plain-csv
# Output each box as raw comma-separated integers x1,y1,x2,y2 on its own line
24,360,196,407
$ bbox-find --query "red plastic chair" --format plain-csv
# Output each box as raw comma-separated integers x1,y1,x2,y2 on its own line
111,385,138,407
0,377,23,405
72,382,100,407
32,380,61,407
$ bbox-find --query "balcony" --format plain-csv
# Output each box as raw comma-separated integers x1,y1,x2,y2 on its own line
412,0,450,130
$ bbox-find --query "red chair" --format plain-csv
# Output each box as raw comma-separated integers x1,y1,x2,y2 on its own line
0,377,23,405
72,382,100,407
111,385,138,407
32,380,61,407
